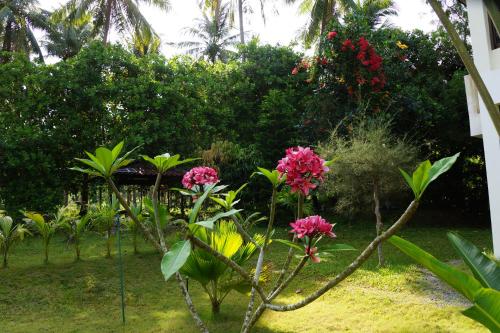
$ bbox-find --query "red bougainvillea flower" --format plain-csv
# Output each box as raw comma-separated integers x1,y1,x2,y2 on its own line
305,246,320,263
326,31,337,40
341,39,355,52
182,166,219,189
277,146,329,195
290,215,336,239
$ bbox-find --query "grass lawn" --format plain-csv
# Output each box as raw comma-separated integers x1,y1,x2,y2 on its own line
0,220,493,333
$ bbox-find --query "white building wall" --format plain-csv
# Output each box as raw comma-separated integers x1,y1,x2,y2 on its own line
467,0,500,257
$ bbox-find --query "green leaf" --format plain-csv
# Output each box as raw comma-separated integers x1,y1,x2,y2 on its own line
189,184,216,224
161,240,191,281
462,288,500,332
195,209,242,229
399,168,416,197
274,238,303,252
319,244,357,252
421,153,460,195
253,167,282,187
447,232,500,291
412,160,431,199
388,235,482,301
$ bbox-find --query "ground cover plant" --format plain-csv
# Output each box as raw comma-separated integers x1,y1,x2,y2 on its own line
0,226,491,332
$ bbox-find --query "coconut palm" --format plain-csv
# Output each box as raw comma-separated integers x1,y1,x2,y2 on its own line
122,204,142,254
200,0,267,44
350,0,396,28
0,0,50,62
0,215,30,268
53,0,171,45
24,209,66,264
178,4,239,63
285,0,354,47
89,198,119,258
60,214,90,261
127,28,160,57
44,16,93,60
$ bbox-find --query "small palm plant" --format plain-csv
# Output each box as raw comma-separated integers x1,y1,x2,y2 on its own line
0,215,30,268
123,204,143,254
23,210,65,264
60,214,90,261
90,199,119,258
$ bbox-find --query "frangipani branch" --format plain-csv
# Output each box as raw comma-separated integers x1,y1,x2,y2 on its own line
264,200,419,312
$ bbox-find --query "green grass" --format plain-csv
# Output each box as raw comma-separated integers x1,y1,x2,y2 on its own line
0,223,493,333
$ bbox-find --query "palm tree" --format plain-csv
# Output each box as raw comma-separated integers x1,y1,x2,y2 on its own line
23,210,65,264
127,27,160,57
54,0,171,45
0,215,30,268
0,0,50,62
350,0,396,28
178,4,239,63
44,16,93,60
200,0,267,45
285,0,354,47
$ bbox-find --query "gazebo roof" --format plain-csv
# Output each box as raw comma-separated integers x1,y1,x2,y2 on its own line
114,160,187,186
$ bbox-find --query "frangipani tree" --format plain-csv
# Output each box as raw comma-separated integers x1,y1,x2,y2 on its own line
71,141,458,333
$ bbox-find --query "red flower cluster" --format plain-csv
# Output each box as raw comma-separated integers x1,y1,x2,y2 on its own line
290,215,336,239
276,146,329,195
326,31,337,40
291,59,310,75
341,39,355,52
182,166,219,189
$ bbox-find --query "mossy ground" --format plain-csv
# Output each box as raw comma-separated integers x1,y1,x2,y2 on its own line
0,222,492,333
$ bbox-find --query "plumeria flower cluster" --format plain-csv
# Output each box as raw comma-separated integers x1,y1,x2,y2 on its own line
291,59,311,76
290,215,336,262
182,166,219,190
276,146,329,196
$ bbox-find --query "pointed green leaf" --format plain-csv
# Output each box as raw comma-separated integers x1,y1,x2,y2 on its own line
189,184,216,224
161,240,191,281
412,160,431,198
421,153,460,194
319,243,357,252
462,288,500,332
399,168,416,197
447,232,500,291
388,235,482,301
274,238,304,252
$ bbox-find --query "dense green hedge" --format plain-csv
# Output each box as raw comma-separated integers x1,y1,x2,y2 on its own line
0,32,488,222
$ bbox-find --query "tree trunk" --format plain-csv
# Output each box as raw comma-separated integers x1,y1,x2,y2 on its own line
80,174,89,216
211,300,220,316
1,18,13,63
133,233,138,254
44,243,49,264
106,231,112,258
238,0,245,44
102,0,114,44
2,250,7,268
76,241,81,261
373,182,384,267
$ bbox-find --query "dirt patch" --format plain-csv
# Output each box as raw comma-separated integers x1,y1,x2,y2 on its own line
417,259,471,307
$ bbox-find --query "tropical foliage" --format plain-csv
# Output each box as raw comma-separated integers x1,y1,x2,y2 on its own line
0,215,30,267
389,233,500,332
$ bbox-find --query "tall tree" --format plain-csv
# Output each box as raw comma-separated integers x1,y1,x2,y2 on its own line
54,0,170,44
178,4,239,62
127,28,160,56
285,0,353,47
200,0,267,44
0,0,50,62
44,16,93,60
